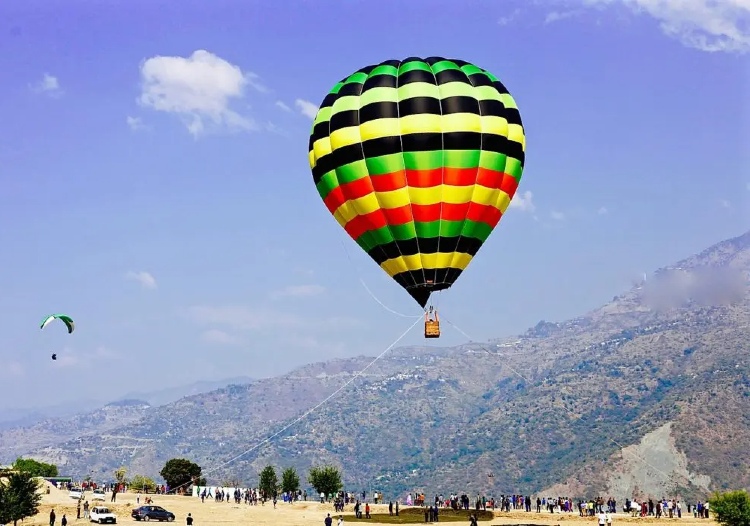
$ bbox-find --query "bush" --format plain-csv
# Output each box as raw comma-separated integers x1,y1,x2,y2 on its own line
709,490,750,526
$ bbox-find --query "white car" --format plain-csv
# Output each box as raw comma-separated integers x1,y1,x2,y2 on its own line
90,506,117,524
69,488,83,500
92,489,106,501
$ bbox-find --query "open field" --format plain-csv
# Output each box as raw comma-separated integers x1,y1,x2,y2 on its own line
23,482,720,526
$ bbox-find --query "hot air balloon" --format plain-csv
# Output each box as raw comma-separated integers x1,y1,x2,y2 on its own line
308,57,526,337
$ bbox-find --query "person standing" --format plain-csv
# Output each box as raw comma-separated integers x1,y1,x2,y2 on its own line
61,515,67,526
49,509,56,526
186,513,194,525
325,513,333,526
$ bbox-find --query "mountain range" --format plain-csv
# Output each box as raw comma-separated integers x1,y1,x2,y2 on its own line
2,232,748,501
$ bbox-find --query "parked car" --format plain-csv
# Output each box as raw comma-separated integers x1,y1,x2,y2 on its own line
69,487,83,500
131,506,175,522
92,489,106,501
90,506,117,524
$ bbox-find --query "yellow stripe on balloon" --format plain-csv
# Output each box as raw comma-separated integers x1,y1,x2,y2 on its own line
380,252,474,277
359,118,402,142
329,126,363,150
441,113,481,134
312,137,333,167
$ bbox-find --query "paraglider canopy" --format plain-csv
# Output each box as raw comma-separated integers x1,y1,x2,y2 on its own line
51,353,57,361
40,314,75,334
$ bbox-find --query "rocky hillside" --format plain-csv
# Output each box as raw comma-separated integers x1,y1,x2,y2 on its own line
0,400,151,464
13,231,750,500
0,376,255,463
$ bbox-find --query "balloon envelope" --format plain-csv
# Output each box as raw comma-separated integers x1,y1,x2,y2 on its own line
308,57,526,307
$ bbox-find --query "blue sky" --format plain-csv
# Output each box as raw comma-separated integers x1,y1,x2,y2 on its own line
1,0,748,411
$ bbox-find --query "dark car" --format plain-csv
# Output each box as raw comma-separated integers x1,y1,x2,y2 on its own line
130,506,175,522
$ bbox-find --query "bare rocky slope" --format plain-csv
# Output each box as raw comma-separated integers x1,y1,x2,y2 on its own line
7,231,750,501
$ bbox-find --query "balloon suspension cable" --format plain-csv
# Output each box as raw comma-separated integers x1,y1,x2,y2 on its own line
340,240,422,319
443,315,693,488
168,316,422,493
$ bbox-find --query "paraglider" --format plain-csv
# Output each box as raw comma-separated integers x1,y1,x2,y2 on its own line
51,353,57,361
307,57,526,337
40,314,75,334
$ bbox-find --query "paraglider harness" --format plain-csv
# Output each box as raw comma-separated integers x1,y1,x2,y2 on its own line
424,306,440,338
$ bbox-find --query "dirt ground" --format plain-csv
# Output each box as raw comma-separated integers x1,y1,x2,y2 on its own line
28,482,719,526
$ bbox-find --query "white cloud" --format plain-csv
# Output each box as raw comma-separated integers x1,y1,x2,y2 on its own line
545,9,583,23
275,100,291,112
498,8,522,25
126,116,145,131
550,210,566,221
509,190,536,212
295,99,319,119
581,0,750,53
598,206,609,215
270,284,325,300
125,270,157,289
201,329,241,345
31,73,62,97
719,198,732,209
137,49,264,137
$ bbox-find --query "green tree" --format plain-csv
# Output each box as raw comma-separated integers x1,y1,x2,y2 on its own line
12,457,58,478
114,466,128,485
130,475,157,493
259,465,279,499
0,471,43,526
709,490,750,526
281,467,300,495
307,465,343,498
160,458,203,491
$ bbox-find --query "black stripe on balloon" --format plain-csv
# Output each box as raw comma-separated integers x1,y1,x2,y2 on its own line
357,65,377,76
319,91,340,110
312,132,525,183
362,73,398,92
310,120,332,146
325,99,522,134
398,69,435,86
401,57,426,65
338,82,364,98
381,59,402,68
434,68,469,85
467,74,494,88
366,236,483,265
399,97,442,118
330,108,359,132
440,96,479,115
358,102,399,123
392,270,462,290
